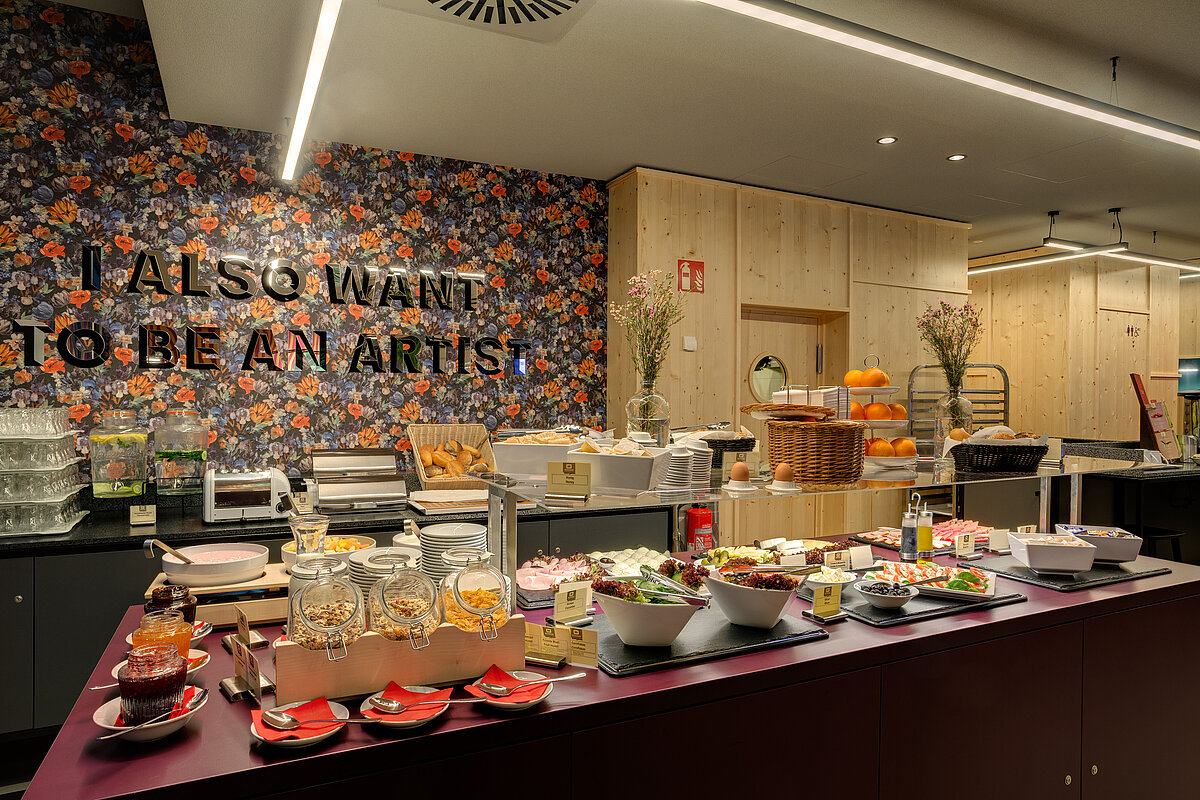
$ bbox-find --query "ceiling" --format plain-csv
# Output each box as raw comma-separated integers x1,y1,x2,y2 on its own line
67,0,1200,260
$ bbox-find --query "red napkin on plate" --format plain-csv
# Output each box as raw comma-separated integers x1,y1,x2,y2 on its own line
115,686,198,727
464,665,549,704
361,682,452,722
251,697,343,741
186,654,208,669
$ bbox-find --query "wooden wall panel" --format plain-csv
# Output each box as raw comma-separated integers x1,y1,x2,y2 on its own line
848,282,971,389
1067,263,1099,439
1181,277,1200,357
604,173,639,433
739,189,850,310
1097,260,1150,312
850,208,969,292
1097,309,1149,441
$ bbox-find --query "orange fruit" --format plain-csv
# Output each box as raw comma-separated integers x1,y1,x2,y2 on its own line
861,367,890,387
867,439,896,457
887,403,908,420
864,402,892,420
844,370,864,387
849,401,865,420
891,437,917,457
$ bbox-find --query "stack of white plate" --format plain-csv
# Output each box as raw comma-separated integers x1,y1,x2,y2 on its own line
657,446,694,490
687,441,714,489
347,547,422,594
418,522,488,583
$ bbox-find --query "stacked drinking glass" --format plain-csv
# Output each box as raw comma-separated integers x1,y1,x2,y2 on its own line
0,407,88,536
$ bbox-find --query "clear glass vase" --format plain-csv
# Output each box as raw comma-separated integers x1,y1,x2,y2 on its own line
625,379,670,447
934,388,973,461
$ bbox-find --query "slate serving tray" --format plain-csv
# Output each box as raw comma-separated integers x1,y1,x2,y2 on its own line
797,583,1026,627
593,606,827,677
961,555,1171,592
848,535,954,556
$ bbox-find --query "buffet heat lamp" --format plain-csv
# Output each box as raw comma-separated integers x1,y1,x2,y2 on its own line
310,448,408,513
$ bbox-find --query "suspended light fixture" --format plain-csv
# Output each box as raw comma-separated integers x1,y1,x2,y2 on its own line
968,243,1129,276
1041,211,1200,274
693,0,1200,152
281,0,343,180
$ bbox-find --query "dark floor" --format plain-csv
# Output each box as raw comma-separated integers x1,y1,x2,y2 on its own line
0,728,55,800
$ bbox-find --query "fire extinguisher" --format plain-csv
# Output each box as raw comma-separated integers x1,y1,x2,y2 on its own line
686,505,714,551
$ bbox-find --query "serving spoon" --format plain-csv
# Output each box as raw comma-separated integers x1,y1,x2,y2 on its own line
368,695,485,714
97,688,208,740
476,671,587,697
259,709,379,730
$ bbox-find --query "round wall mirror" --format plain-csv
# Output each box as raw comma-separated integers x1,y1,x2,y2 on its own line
748,354,788,403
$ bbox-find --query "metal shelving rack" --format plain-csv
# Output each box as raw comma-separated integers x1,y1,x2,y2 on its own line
908,363,1011,454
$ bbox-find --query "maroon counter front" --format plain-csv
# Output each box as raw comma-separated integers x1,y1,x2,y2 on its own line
26,551,1200,800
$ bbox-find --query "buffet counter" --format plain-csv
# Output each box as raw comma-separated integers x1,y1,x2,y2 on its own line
25,548,1200,800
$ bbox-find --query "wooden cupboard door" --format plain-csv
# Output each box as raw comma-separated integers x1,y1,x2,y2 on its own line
881,623,1083,800
1082,594,1200,800
572,668,880,800
1096,310,1149,441
739,312,819,442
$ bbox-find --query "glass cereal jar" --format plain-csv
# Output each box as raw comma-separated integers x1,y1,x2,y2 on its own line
439,547,508,641
290,575,365,660
369,557,440,649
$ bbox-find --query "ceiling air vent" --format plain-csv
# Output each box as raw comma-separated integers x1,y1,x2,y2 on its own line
378,0,598,43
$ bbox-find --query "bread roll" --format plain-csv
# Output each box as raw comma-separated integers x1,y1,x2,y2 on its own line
462,443,481,458
989,432,1016,440
444,440,461,455
425,465,445,477
444,460,465,476
456,449,473,466
431,449,455,469
467,462,489,474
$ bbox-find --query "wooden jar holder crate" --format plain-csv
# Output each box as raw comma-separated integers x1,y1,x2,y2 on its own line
273,615,526,705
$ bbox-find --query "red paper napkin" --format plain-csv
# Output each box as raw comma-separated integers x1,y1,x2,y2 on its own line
114,685,198,727
464,665,549,705
251,697,343,741
186,654,208,669
361,682,452,722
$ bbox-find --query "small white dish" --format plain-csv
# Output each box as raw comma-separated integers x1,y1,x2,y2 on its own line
250,700,349,748
111,649,209,680
93,686,206,743
469,671,553,710
765,480,803,494
722,480,759,494
360,686,450,728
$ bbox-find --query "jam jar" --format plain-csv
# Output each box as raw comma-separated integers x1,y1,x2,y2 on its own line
130,609,192,658
118,643,187,725
439,547,509,640
89,409,148,498
290,574,365,660
143,584,198,625
368,556,440,649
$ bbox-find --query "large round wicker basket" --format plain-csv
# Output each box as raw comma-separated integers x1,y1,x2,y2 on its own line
765,419,867,491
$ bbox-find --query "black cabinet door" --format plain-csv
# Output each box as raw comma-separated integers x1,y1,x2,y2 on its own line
882,622,1084,800
0,557,34,733
33,550,162,727
1082,594,1200,799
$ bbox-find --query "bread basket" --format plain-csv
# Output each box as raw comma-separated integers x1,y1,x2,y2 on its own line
765,419,866,491
406,424,495,490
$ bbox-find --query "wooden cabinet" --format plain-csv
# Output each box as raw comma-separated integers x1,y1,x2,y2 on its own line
881,623,1084,799
1081,594,1200,799
572,667,881,800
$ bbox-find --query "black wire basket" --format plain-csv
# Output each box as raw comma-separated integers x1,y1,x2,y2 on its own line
951,442,1049,473
706,437,757,469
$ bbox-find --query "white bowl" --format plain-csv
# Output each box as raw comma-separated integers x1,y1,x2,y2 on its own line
469,670,554,710
806,575,855,592
594,592,700,647
93,687,206,742
162,543,269,587
281,536,376,568
1055,525,1142,563
853,580,917,610
1009,532,1096,575
359,686,450,728
704,575,794,629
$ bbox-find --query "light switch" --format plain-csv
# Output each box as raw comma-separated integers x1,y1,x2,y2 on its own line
682,336,697,352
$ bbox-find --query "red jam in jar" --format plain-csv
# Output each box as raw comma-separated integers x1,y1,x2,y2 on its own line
144,584,198,624
117,644,186,725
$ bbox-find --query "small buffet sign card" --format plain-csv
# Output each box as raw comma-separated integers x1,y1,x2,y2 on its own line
553,580,592,623
524,622,598,667
546,462,590,503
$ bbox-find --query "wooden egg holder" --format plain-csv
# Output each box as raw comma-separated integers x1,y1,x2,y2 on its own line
273,615,526,705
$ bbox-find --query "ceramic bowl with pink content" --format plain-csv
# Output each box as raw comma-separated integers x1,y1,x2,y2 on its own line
162,543,269,586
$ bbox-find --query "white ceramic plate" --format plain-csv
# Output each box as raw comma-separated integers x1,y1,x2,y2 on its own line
250,700,349,748
861,419,910,429
470,671,553,710
125,620,212,647
848,386,902,396
359,686,450,729
111,650,209,680
93,686,207,743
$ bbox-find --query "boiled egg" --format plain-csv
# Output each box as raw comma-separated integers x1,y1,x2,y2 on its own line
730,462,750,482
774,462,794,483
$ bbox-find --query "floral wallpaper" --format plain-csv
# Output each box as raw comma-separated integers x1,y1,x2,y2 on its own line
0,0,607,471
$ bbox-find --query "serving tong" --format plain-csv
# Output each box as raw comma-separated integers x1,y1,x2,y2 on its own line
635,565,710,606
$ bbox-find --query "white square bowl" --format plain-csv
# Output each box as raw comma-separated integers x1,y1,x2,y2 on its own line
565,447,669,492
492,441,580,479
1055,525,1142,563
1009,532,1096,575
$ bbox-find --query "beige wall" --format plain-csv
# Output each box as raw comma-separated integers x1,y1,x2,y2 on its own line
607,168,971,544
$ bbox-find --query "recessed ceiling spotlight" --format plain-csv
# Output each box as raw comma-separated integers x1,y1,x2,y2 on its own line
876,136,898,144
947,154,967,161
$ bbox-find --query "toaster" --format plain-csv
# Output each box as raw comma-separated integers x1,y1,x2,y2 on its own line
202,467,291,523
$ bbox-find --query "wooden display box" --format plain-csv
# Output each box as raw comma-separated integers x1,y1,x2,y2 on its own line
273,615,526,705
145,563,290,628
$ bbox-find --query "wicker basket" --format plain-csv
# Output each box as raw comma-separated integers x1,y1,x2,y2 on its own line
765,419,866,491
705,437,757,469
407,423,496,490
951,443,1048,474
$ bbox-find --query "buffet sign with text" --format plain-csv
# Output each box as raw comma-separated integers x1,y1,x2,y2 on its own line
15,246,531,376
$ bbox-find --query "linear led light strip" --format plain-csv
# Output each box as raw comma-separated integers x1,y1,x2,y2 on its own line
967,244,1128,276
1044,238,1200,275
694,0,1200,152
282,0,343,180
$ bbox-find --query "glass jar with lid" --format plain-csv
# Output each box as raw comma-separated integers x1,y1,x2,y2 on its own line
287,556,348,603
89,410,148,498
290,573,365,660
439,547,509,640
117,643,187,725
368,554,440,649
154,409,207,495
143,584,198,625
130,609,192,658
